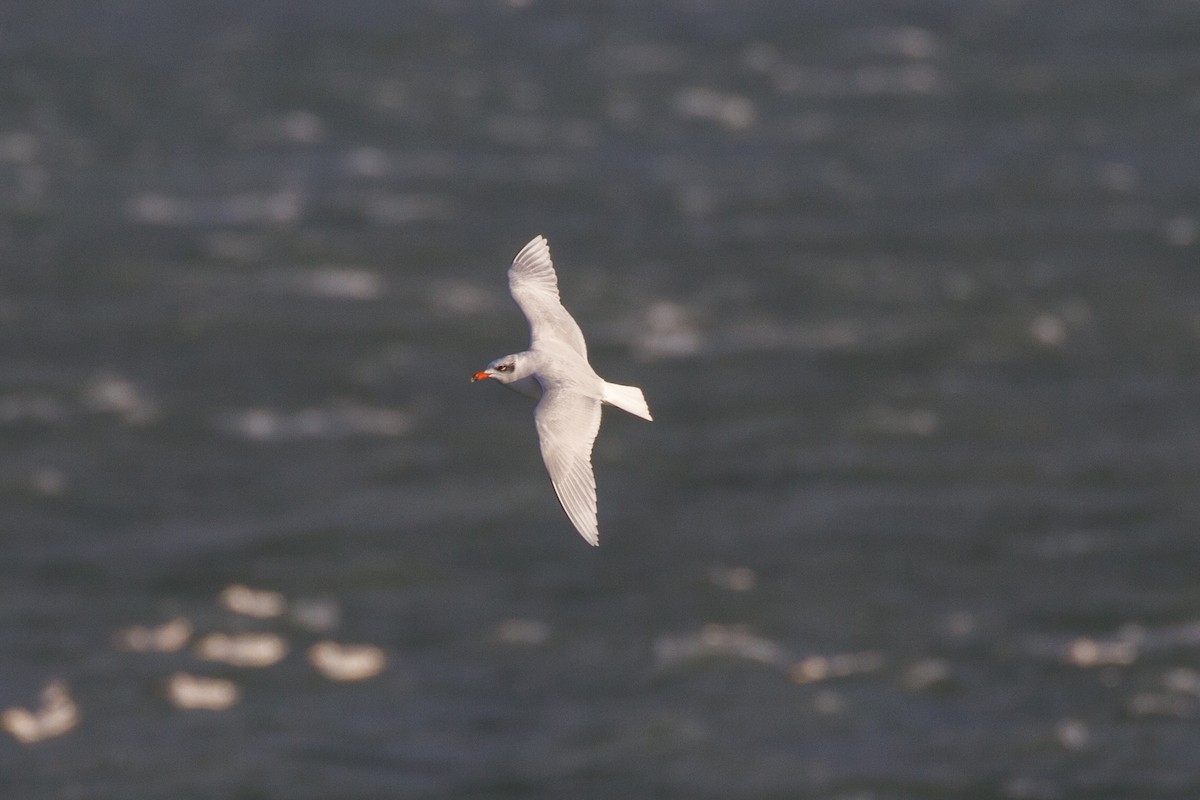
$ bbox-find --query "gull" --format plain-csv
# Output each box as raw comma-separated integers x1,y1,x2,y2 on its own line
472,236,652,545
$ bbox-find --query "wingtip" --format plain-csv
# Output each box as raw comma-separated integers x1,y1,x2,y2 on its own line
510,235,553,276
518,234,548,255
572,513,599,546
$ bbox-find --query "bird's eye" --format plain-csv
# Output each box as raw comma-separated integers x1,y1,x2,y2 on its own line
496,363,512,372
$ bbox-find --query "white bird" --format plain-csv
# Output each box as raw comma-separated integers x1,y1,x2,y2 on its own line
471,235,652,545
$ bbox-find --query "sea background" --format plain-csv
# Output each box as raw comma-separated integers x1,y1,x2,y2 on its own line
3,1,1200,797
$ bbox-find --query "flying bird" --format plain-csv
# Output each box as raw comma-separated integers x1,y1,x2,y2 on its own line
471,235,652,545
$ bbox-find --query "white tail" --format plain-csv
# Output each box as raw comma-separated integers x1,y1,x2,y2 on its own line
602,381,653,421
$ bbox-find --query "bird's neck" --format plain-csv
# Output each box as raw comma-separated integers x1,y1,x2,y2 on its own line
505,375,543,401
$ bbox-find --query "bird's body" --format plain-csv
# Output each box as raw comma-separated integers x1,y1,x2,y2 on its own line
472,236,652,545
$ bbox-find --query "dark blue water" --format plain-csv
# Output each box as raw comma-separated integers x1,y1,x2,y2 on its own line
3,2,1200,797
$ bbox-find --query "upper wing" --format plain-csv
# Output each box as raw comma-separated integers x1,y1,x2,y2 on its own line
508,236,589,358
534,386,602,545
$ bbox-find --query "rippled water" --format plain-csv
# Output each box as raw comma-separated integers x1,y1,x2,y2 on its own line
3,2,1200,798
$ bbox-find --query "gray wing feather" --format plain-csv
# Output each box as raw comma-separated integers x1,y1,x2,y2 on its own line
534,387,602,545
509,236,589,358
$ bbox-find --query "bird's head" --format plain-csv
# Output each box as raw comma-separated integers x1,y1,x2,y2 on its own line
471,353,528,385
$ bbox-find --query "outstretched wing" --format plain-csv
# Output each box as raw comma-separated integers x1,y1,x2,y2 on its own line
508,236,588,358
534,386,602,545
